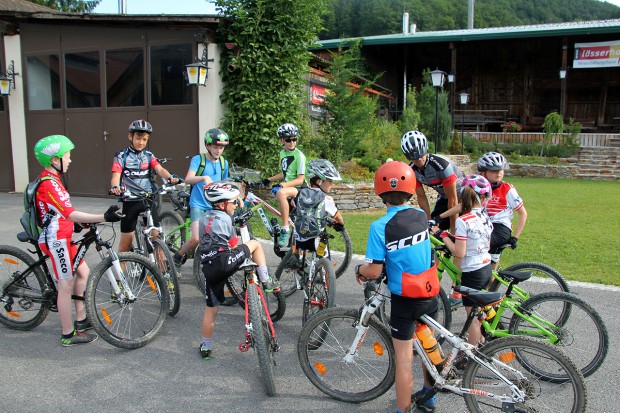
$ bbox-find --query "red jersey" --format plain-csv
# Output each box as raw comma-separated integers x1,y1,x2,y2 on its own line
485,181,523,230
35,170,76,243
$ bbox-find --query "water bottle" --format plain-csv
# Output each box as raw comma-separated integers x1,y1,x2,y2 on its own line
316,233,328,257
415,323,445,365
481,304,497,320
450,286,462,301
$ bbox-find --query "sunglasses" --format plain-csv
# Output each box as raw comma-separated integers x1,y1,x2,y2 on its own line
284,138,297,143
231,199,240,207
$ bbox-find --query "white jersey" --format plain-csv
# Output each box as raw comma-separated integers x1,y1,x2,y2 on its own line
454,207,493,272
486,182,524,230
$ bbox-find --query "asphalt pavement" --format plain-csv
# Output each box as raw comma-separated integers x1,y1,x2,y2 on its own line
0,192,616,413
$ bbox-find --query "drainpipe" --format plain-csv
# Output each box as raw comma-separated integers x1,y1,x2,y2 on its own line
118,0,127,14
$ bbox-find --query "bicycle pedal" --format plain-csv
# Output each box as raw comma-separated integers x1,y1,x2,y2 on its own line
238,342,250,352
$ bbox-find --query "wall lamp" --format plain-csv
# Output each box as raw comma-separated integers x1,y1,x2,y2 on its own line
0,60,19,95
185,46,213,87
559,67,568,79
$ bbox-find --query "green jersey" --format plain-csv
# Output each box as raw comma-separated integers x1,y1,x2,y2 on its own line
279,147,306,183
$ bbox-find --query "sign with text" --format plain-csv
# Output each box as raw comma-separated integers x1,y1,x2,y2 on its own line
573,40,620,68
311,84,327,105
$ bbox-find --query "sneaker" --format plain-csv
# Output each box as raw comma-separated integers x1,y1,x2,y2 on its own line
262,278,281,293
449,297,462,308
61,330,98,347
200,344,212,360
412,387,437,412
74,318,93,332
276,230,291,247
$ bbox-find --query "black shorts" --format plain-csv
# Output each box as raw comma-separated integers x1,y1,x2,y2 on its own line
120,199,160,233
461,264,493,307
390,294,439,341
489,223,512,255
431,197,450,230
201,244,251,307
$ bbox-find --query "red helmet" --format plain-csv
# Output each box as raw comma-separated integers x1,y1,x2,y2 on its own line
374,161,416,196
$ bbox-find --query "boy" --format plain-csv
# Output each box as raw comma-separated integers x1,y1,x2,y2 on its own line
354,161,440,413
33,135,123,346
110,119,179,254
173,128,230,272
198,182,280,360
262,123,306,247
477,151,527,269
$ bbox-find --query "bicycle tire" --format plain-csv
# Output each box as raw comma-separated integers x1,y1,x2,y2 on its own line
193,244,205,294
152,238,181,316
85,252,169,349
160,210,187,254
490,261,570,298
0,245,51,330
274,249,301,297
324,226,352,279
226,271,287,322
247,282,277,396
297,307,395,403
508,291,608,379
462,335,587,413
302,257,336,324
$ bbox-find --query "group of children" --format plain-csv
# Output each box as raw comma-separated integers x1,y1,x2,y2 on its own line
31,121,525,413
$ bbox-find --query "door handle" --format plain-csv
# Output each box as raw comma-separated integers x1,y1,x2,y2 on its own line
103,130,109,141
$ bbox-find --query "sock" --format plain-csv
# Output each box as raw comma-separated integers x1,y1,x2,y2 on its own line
281,227,289,233
201,337,212,349
62,330,75,339
257,266,269,283
76,318,87,324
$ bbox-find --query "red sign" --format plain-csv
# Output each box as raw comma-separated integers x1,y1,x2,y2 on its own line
574,40,620,68
311,84,327,105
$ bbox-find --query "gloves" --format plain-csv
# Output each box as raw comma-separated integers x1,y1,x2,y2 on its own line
104,205,124,222
332,223,345,232
431,215,444,227
73,223,84,233
508,236,519,249
261,178,271,187
167,174,180,183
271,185,282,196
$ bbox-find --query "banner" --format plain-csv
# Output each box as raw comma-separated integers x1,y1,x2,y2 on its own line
573,40,620,68
311,84,327,105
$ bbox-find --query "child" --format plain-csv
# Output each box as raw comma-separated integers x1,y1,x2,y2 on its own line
110,119,179,254
477,151,527,269
354,161,440,413
197,182,280,360
261,123,306,247
437,174,493,349
173,128,230,271
33,135,123,346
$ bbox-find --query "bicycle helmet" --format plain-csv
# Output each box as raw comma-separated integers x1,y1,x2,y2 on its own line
34,135,75,167
277,123,299,139
374,161,416,196
204,182,240,204
307,159,342,181
204,128,230,146
477,151,510,171
401,130,428,160
128,119,152,134
462,174,492,197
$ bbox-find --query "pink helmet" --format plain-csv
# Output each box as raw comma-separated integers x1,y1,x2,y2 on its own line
462,174,492,197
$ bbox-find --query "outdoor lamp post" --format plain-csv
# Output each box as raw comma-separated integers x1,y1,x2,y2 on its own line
559,67,567,118
459,92,469,155
431,68,446,152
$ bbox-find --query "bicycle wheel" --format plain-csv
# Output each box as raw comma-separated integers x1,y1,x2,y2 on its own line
226,271,287,322
508,291,608,378
274,249,301,297
247,282,276,396
490,262,570,297
462,336,587,413
297,307,395,403
324,226,352,279
192,245,205,294
160,210,187,254
152,238,181,316
302,257,336,324
85,252,169,349
0,246,50,330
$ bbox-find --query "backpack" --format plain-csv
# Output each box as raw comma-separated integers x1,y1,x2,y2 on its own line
292,186,328,239
20,176,53,241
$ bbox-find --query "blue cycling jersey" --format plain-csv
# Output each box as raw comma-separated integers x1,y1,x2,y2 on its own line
188,154,229,210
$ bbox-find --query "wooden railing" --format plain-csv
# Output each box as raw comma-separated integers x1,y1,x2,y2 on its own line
466,131,618,147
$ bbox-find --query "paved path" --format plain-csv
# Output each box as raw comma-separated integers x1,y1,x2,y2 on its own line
0,193,614,412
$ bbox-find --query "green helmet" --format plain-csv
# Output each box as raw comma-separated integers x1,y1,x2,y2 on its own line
204,128,229,146
34,135,75,167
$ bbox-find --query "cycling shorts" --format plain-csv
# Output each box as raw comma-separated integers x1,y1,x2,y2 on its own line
431,197,450,231
40,238,83,281
390,294,438,341
201,244,251,307
489,223,512,257
120,200,160,233
461,264,493,307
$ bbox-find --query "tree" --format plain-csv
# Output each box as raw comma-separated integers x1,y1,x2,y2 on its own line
401,84,420,134
215,0,327,173
27,0,100,12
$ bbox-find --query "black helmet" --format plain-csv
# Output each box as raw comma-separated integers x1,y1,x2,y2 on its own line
129,119,152,134
204,128,230,146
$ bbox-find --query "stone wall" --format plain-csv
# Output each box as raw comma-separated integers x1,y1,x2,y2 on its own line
505,164,578,179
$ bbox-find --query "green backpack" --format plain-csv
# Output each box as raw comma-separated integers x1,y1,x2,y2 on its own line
192,154,226,192
20,176,53,241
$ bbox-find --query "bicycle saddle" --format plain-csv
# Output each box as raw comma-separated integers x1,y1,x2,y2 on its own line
239,258,258,269
454,286,504,307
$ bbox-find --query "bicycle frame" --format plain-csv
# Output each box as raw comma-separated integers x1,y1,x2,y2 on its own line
239,266,278,353
244,190,282,237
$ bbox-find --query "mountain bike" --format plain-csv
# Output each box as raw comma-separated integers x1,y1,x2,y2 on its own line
159,186,191,255
120,183,181,316
297,281,587,412
0,216,169,349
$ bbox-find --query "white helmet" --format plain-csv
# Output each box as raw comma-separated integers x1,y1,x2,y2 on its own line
401,130,428,160
277,123,299,139
204,183,240,204
477,151,510,171
307,159,342,181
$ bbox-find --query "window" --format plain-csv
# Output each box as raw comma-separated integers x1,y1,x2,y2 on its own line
65,51,101,108
150,43,192,105
26,54,61,110
106,48,144,107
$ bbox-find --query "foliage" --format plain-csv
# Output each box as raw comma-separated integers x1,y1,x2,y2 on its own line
501,121,522,132
338,160,374,181
401,84,420,135
27,0,100,12
359,118,404,164
215,0,327,175
448,129,463,154
541,112,565,157
417,68,451,152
